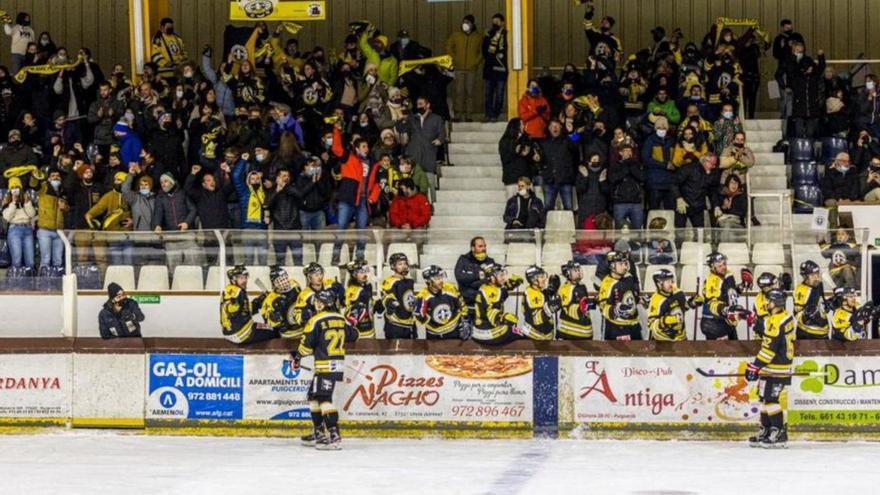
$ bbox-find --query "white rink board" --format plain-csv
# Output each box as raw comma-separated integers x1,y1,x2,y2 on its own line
0,354,70,418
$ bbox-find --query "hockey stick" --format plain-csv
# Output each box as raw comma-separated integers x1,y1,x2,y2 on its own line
695,367,829,378
692,276,701,341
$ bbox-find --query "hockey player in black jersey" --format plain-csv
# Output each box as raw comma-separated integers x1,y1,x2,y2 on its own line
752,272,778,338
830,287,874,342
380,253,416,339
472,263,525,345
700,252,753,340
520,265,560,341
220,265,279,344
413,266,471,340
291,289,359,450
292,262,344,337
343,259,376,338
648,268,699,341
746,288,794,448
557,261,594,340
251,266,301,338
793,260,830,339
597,251,642,340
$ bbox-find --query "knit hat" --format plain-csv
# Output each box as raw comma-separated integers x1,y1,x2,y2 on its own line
114,171,128,183
76,164,94,180
7,176,22,190
107,282,123,300
8,129,20,140
380,128,395,141
160,172,176,185
375,35,389,49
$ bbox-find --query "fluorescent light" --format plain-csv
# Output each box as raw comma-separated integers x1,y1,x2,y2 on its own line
132,0,145,73
511,0,522,70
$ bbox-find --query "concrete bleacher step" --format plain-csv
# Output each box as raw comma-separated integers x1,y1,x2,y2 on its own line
449,143,498,154
441,178,506,190
749,142,777,153
452,122,508,133
753,152,785,165
743,119,782,132
449,153,501,167
436,190,506,204
754,194,793,214
749,164,787,177
429,216,503,230
442,167,502,179
746,130,783,143
750,176,787,190
433,202,505,216
450,132,504,144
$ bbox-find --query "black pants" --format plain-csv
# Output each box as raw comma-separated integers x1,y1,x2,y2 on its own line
384,321,416,339
742,76,760,120
793,117,819,139
675,206,705,229
307,374,338,402
647,188,676,211
701,317,738,340
426,329,461,340
240,327,279,344
604,321,643,340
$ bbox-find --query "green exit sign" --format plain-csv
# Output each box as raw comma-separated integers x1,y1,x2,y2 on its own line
130,294,160,304
875,238,880,247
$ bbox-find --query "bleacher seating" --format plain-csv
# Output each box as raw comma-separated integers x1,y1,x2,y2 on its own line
171,266,205,291
103,265,135,292
137,265,169,291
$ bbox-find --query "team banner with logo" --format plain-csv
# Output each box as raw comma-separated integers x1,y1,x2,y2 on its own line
229,1,326,21
243,355,313,420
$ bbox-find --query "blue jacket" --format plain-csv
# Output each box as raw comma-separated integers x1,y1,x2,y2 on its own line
269,114,304,149
232,158,268,230
641,133,674,189
201,54,236,117
113,122,142,166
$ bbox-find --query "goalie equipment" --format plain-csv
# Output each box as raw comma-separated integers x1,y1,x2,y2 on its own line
269,265,292,293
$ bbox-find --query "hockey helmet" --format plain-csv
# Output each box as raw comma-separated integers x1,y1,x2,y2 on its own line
525,265,547,285
560,260,581,281
313,289,338,310
482,262,506,278
706,251,727,267
269,265,292,293
344,258,370,274
800,260,820,277
765,288,787,308
226,264,248,280
389,252,409,266
421,265,446,282
757,272,777,290
833,286,858,301
606,250,629,264
652,268,675,290
303,262,324,278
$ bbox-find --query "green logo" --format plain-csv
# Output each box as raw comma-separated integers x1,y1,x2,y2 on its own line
130,294,160,304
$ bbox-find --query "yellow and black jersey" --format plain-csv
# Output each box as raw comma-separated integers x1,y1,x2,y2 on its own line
220,284,254,343
753,310,795,376
597,275,640,326
473,282,517,341
150,32,187,74
648,291,688,341
297,311,359,378
381,275,415,326
294,280,341,329
794,283,829,337
521,286,555,341
252,287,301,338
752,291,770,338
558,282,592,339
831,306,864,342
413,282,466,336
344,282,375,338
702,271,739,322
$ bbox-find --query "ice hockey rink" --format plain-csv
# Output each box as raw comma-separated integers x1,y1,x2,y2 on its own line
2,432,878,494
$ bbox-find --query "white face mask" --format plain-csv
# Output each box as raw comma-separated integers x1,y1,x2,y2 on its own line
867,81,876,91
722,111,734,119
365,74,376,85
517,188,529,197
656,129,667,138
175,89,184,98
462,23,471,33
139,188,151,196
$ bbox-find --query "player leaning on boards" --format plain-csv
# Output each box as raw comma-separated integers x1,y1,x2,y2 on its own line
343,259,377,339
292,262,344,339
746,288,794,449
794,260,831,340
290,289,359,450
597,251,642,340
221,265,279,344
472,262,525,345
379,253,417,339
520,265,561,340
251,266,301,338
700,252,755,340
413,265,471,340
648,268,700,341
830,287,878,341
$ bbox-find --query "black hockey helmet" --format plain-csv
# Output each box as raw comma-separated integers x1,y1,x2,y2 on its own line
560,260,581,280
800,260,820,277
269,265,292,292
606,250,629,264
766,288,787,308
313,289,338,310
422,265,446,281
303,262,324,277
525,265,546,284
482,262,506,278
757,272,777,290
344,258,370,274
226,264,248,280
833,286,858,301
706,251,727,266
652,268,675,288
388,252,409,266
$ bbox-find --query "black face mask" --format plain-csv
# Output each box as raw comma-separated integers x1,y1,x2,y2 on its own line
164,26,174,35
416,107,426,115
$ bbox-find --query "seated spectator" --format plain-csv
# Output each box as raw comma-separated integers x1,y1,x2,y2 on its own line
678,104,715,148
716,175,747,228
821,152,862,207
645,88,680,130
2,177,36,276
576,152,609,226
822,228,860,288
852,129,880,170
503,176,544,230
712,103,743,152
99,283,144,339
862,157,880,201
823,90,849,138
645,217,675,265
671,126,708,169
389,178,431,230
518,79,550,139
608,144,644,228
397,155,431,198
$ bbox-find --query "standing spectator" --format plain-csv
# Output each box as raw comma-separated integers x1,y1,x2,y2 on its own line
152,173,200,272
36,169,67,276
121,172,155,232
113,116,142,169
785,42,825,138
540,120,577,211
518,80,550,139
88,82,121,157
672,153,720,228
642,117,676,211
821,152,862,209
712,103,743,153
455,236,496,307
608,144,645,228
389,29,429,62
389,178,432,230
719,131,755,184
575,153,609,225
4,12,34,74
359,27,398,88
0,129,38,189
503,176,544,230
99,283,144,339
397,96,445,203
293,156,332,231
269,102,304,148
772,19,804,123
446,14,483,121
266,168,302,264
330,125,380,257
854,74,880,138
737,29,766,120
482,13,507,122
150,17,187,78
86,172,133,265
184,164,233,230
2,177,36,275
232,154,269,265
499,118,540,198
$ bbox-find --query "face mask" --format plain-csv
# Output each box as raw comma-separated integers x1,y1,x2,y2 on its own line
656,129,667,138
306,167,320,177
529,87,539,96
690,95,701,101
40,39,49,46
10,188,20,196
324,138,333,148
165,26,174,35
722,111,734,119
795,53,803,61
139,188,151,196
473,252,487,261
124,111,135,121
359,121,369,128
416,107,426,115
56,56,68,64
563,88,574,97
365,75,376,85
255,154,266,163
867,81,876,91
517,188,528,197
20,19,30,26
462,23,471,33
400,38,410,47
49,180,61,189
838,164,851,174
176,90,184,99
357,151,369,160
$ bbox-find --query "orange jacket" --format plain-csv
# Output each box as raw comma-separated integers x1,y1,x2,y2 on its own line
518,93,551,139
332,126,381,206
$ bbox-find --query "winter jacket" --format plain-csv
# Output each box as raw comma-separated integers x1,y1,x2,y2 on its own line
397,111,446,174
719,190,748,224
646,99,681,126
359,32,399,87
641,133,675,190
266,184,301,230
0,141,38,188
232,159,268,230
608,158,644,204
671,141,709,169
86,189,131,231
712,118,743,152
389,193,432,229
98,299,144,339
539,135,578,186
2,198,36,225
671,162,721,211
151,185,197,231
184,172,233,229
63,175,105,230
292,172,333,213
503,194,545,230
269,114,304,148
518,94,551,139
575,168,609,222
148,127,186,179
113,122,142,166
820,167,862,202
786,53,826,119
87,97,122,146
121,174,154,231
331,126,381,207
36,182,67,231
500,134,539,185
482,27,507,81
454,252,497,304
201,54,236,117
398,164,431,197
445,30,483,71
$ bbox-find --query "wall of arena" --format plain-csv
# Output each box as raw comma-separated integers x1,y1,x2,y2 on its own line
2,337,879,440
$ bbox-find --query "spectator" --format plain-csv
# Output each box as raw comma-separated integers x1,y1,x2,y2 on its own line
150,17,187,78
152,172,200,272
503,176,544,230
608,143,645,228
2,177,36,275
854,74,880,138
269,102,304,148
331,125,380,256
499,118,540,198
540,120,577,211
396,155,430,198
149,112,186,179
518,79,550,139
372,129,400,162
645,217,675,265
397,96,445,203
712,103,743,152
822,89,849,138
4,12,34,74
719,131,755,185
671,126,708,169
266,168,303,264
113,116,142,169
642,117,676,211
822,228,860,289
672,153,720,228
85,172,133,265
0,129,39,189
482,13,507,122
35,169,66,276
389,178,431,230
851,129,880,171
446,14,483,121
87,82,122,156
716,174,748,229
389,29,429,62
99,283,144,339
121,173,155,232
862,157,880,202
359,26,398,88
184,164,233,229
454,236,496,307
293,156,332,230
646,88,681,129
232,154,269,265
575,152,609,225
785,41,825,138
821,152,861,208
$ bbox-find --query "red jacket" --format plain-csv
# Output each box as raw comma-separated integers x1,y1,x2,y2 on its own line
518,93,551,139
389,193,432,228
332,126,381,206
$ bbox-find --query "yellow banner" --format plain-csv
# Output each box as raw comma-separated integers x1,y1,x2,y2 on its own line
398,55,454,77
229,1,326,21
13,60,82,84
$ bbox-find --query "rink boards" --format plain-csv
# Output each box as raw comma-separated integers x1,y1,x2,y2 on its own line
0,339,879,439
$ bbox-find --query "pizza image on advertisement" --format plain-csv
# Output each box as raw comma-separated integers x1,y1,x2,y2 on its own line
425,355,532,379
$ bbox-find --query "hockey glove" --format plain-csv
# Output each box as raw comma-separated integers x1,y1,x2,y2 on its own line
507,275,524,289
545,294,562,315
778,272,793,292
687,294,705,308
740,268,754,291
745,363,760,382
578,297,592,315
373,298,385,315
503,312,519,327
547,274,561,294
458,319,473,341
289,352,301,371
744,311,756,327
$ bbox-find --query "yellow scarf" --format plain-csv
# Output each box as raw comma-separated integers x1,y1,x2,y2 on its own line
246,185,265,223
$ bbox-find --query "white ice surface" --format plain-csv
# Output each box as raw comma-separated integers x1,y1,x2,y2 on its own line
1,432,879,495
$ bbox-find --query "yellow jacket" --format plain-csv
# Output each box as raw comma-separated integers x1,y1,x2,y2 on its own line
445,30,483,71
